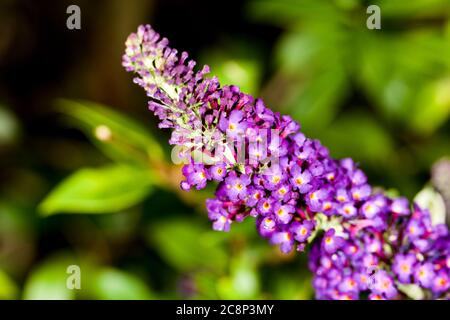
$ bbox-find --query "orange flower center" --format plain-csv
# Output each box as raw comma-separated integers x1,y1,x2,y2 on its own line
323,203,332,210
400,264,410,273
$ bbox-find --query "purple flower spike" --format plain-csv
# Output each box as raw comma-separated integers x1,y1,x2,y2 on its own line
393,254,416,283
224,173,250,201
207,199,231,232
183,164,208,190
432,271,449,293
263,166,285,191
406,219,425,239
291,220,315,242
273,203,294,225
124,25,450,300
210,164,227,181
257,197,275,216
360,200,380,219
290,166,313,194
219,110,247,138
245,187,264,207
391,197,410,216
271,231,294,253
338,276,359,294
338,203,357,219
258,216,276,238
350,184,371,201
306,189,329,213
322,229,344,254
414,262,435,288
372,270,398,299
368,293,386,300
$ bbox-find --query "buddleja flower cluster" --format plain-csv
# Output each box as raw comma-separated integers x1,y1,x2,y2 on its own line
123,25,450,300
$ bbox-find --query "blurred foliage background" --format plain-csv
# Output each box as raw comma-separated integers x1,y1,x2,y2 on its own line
0,0,449,299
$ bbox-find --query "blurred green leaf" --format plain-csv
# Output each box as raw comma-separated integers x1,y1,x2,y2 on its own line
409,77,450,135
375,0,450,18
217,251,260,299
0,269,19,299
201,42,262,95
414,185,447,225
23,254,77,300
57,99,165,167
190,271,221,299
213,59,260,95
398,283,425,300
0,104,20,147
357,34,406,121
23,254,154,300
252,0,450,137
252,0,450,26
248,0,340,26
287,63,348,133
83,267,153,300
358,31,450,125
317,113,395,168
265,12,351,132
276,32,321,72
147,219,228,272
411,135,450,170
271,272,313,299
39,164,156,215
0,200,36,276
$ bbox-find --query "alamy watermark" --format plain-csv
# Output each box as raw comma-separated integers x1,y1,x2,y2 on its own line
66,5,81,30
66,265,81,290
366,5,381,30
170,127,282,172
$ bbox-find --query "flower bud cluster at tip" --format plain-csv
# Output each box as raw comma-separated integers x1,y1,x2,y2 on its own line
123,25,449,299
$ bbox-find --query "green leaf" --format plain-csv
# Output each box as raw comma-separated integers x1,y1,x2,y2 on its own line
411,135,450,170
217,252,261,299
190,271,221,299
0,104,20,146
274,24,350,133
23,254,154,300
316,113,395,168
0,269,19,299
83,268,153,300
287,63,348,134
248,0,339,26
23,254,77,300
414,186,447,226
375,0,450,18
409,78,450,135
271,272,313,299
39,164,156,215
358,31,450,125
57,99,165,167
147,219,228,272
398,283,425,300
201,44,262,96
